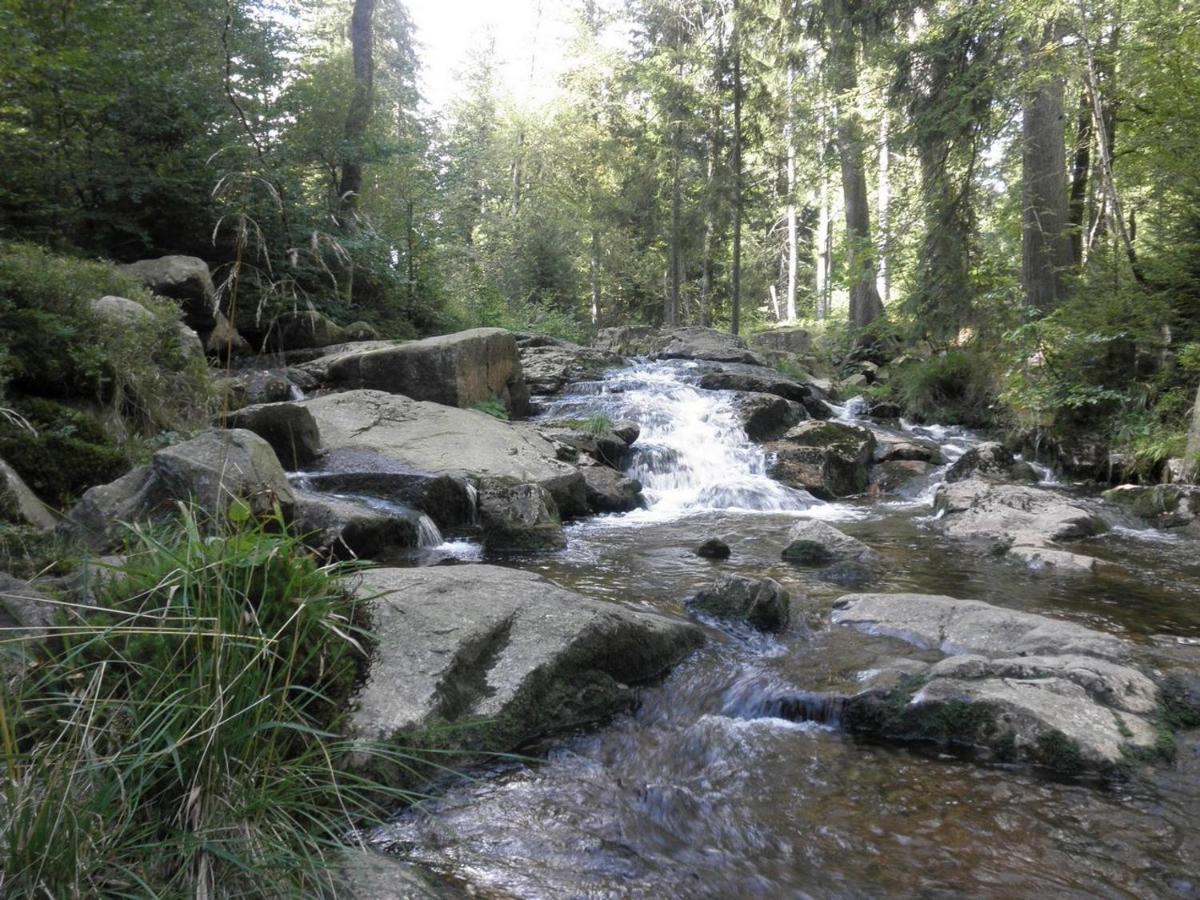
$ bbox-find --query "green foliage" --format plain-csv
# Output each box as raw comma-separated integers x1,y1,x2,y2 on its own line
0,526,79,578
473,399,510,420
894,347,997,426
0,507,429,898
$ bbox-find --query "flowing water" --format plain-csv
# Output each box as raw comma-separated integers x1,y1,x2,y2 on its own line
370,360,1200,899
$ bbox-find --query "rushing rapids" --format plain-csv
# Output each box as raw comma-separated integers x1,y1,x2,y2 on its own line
366,360,1200,899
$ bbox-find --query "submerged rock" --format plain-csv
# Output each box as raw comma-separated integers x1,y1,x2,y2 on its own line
324,327,531,418
345,565,704,770
688,573,790,633
832,593,1162,773
696,537,732,559
300,390,587,517
781,520,875,566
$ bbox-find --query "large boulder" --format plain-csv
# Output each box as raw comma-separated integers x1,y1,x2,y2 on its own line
594,326,765,365
750,327,812,355
934,479,1108,555
946,441,1033,483
299,391,587,517
767,420,875,499
687,574,790,632
223,401,322,470
694,362,833,419
865,423,944,465
781,520,875,566
1102,483,1200,529
869,460,938,495
832,593,1162,773
62,430,295,550
213,368,308,411
345,566,704,767
580,465,645,513
324,328,531,418
119,255,217,331
90,295,204,362
0,457,56,528
514,333,624,396
477,482,566,553
731,392,805,442
293,490,429,559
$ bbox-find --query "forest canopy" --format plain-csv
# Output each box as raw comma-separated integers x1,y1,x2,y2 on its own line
2,0,1200,466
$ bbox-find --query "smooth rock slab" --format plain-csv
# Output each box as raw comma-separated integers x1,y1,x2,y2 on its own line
346,566,704,764
832,593,1128,661
933,478,1108,552
324,327,530,417
834,593,1161,772
300,390,586,517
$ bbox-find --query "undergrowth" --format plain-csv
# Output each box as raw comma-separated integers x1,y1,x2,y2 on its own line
0,504,435,898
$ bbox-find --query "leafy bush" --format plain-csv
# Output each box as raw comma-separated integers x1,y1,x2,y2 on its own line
894,347,997,426
0,506,426,898
0,243,211,505
473,398,509,420
0,242,210,432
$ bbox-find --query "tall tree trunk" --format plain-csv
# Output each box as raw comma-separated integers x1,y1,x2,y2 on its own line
701,123,717,327
827,0,884,329
590,224,601,325
667,119,682,326
816,101,831,319
730,0,743,336
785,61,799,322
915,136,971,340
337,0,377,224
1021,20,1073,313
1068,90,1092,266
876,108,891,304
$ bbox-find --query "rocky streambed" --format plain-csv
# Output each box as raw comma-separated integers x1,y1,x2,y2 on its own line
8,324,1199,898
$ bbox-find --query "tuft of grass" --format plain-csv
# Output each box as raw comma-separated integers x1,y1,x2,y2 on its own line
473,398,509,420
0,504,434,898
543,414,614,435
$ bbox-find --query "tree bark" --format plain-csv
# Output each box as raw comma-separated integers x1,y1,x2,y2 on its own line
730,0,743,336
785,60,798,322
1068,90,1092,266
337,0,378,224
827,0,884,329
877,108,891,304
1021,20,1073,312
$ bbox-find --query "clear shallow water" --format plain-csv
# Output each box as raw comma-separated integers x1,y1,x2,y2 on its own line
370,360,1200,898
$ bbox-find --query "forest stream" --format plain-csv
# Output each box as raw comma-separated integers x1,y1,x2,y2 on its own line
352,360,1200,899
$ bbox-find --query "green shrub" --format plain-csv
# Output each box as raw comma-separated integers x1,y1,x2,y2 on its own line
0,242,211,433
473,398,509,419
0,506,428,898
0,398,131,507
894,347,997,426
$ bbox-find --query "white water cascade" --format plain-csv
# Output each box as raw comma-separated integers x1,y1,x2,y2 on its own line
541,360,818,517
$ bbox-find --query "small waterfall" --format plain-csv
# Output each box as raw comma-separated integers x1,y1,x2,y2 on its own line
540,361,816,516
720,675,845,727
415,513,443,548
287,382,306,401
